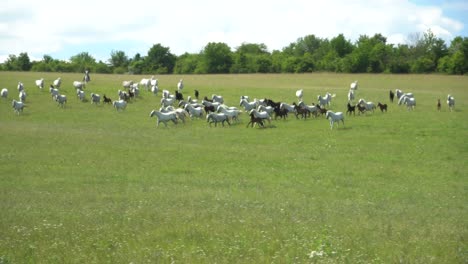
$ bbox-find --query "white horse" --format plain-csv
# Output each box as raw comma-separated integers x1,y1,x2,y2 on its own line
326,110,344,130
257,105,275,116
35,78,44,89
113,99,127,111
358,98,376,112
161,97,176,107
206,113,230,127
447,94,455,112
348,89,355,102
12,100,25,114
53,77,61,88
296,89,303,100
317,92,336,107
159,106,188,124
122,80,133,89
396,89,413,99
280,102,295,113
184,103,204,119
249,109,272,124
297,101,319,117
177,79,184,92
239,98,257,112
211,94,224,104
73,81,86,90
150,110,178,127
217,105,241,122
350,80,358,90
140,78,151,91
151,85,159,96
399,96,416,110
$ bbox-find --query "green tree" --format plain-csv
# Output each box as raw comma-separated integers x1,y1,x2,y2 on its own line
144,44,176,74
109,50,129,68
3,55,19,71
17,52,32,71
70,52,96,72
174,53,200,74
198,42,232,73
231,43,270,73
330,34,353,58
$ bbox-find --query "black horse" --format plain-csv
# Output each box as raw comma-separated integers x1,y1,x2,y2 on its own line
389,90,395,103
103,95,112,104
273,107,288,120
346,102,356,116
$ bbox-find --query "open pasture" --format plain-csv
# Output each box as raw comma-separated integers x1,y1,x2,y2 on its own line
0,72,467,263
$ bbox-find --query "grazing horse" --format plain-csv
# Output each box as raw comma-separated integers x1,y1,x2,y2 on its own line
206,113,230,127
377,102,387,112
346,102,356,116
150,110,178,127
389,90,395,103
246,112,265,128
326,111,344,130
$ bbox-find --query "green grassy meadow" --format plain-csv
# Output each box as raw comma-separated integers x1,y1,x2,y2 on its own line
0,72,467,263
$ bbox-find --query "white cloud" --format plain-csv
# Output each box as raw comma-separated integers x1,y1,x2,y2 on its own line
0,0,466,63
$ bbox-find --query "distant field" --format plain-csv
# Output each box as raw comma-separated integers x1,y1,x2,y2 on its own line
0,72,467,263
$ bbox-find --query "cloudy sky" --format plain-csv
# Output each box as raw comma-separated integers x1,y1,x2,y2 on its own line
1,0,467,63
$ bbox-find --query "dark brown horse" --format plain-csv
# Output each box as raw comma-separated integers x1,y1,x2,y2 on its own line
292,102,310,119
246,112,265,128
377,102,387,112
357,104,366,115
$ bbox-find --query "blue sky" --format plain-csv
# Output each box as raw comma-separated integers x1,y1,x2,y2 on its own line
1,0,467,63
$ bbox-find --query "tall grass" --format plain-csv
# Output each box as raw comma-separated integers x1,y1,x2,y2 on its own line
0,72,467,263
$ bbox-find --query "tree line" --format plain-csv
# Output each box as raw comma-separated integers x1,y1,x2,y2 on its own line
2,30,467,75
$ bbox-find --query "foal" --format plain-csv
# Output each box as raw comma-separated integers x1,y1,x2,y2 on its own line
377,102,387,112
246,113,265,128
